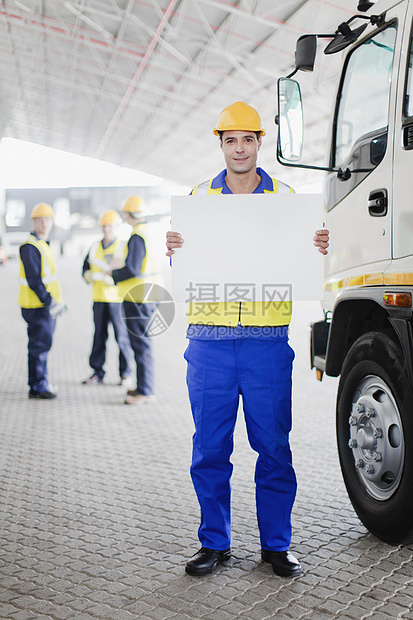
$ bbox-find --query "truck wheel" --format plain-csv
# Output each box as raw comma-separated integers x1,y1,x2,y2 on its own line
336,331,413,544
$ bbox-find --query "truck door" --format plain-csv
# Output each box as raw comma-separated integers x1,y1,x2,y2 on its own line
391,3,413,265
324,6,407,283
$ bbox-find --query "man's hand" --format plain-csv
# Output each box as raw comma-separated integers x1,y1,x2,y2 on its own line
83,270,93,284
166,231,184,257
313,227,329,255
103,274,115,286
49,300,68,318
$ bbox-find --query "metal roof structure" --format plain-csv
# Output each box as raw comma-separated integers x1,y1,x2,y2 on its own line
0,0,361,188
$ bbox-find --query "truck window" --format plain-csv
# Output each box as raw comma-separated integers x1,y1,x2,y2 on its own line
405,31,413,118
334,24,396,168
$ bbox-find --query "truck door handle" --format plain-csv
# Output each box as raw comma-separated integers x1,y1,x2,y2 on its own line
368,189,388,216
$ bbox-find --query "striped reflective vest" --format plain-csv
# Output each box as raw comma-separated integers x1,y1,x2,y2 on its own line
188,170,294,327
117,223,161,302
88,238,125,303
19,235,62,309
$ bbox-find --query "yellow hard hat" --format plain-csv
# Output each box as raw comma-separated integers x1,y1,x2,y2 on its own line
100,210,121,226
121,195,146,214
30,203,54,219
212,101,266,136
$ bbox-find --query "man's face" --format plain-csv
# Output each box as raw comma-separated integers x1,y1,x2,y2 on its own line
33,216,53,239
220,130,261,175
102,223,117,242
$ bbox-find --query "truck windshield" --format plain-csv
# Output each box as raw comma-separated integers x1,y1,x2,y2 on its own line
405,34,413,116
335,24,396,167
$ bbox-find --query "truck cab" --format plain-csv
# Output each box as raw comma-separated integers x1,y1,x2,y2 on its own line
278,0,413,544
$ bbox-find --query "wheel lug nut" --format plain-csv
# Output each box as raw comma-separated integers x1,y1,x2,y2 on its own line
373,452,383,462
348,439,358,448
355,459,364,468
373,428,383,438
366,408,375,418
356,404,365,413
349,416,358,426
366,464,375,474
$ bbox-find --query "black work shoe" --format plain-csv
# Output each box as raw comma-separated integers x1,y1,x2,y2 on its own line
261,549,302,577
185,547,231,576
29,390,57,400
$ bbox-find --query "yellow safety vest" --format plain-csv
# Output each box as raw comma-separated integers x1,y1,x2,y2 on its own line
88,238,125,303
188,177,294,327
18,235,62,309
117,223,161,302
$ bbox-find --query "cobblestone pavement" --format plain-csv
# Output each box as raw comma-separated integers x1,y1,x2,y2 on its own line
1,257,413,620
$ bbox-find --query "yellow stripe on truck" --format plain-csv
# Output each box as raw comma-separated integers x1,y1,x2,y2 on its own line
325,272,383,292
384,273,413,285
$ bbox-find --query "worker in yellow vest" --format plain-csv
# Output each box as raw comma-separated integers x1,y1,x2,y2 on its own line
166,102,330,578
82,210,133,386
19,203,64,399
109,196,158,405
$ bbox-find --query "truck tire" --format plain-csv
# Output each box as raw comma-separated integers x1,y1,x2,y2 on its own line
336,330,413,544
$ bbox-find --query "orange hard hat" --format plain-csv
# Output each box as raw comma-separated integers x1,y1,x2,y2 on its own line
100,210,122,226
212,101,266,136
121,195,146,214
30,203,54,219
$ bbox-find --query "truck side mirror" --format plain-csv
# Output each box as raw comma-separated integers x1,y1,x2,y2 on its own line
277,78,304,162
358,0,374,11
295,35,317,72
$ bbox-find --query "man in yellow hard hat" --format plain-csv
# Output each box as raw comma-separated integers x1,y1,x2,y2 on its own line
81,210,133,386
166,102,329,578
109,196,159,405
19,203,63,399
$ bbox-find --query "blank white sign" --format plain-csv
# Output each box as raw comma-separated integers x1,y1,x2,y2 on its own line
171,193,324,303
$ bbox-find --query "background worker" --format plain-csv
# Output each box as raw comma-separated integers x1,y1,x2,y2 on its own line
166,101,329,578
19,203,64,399
109,196,158,405
82,210,133,386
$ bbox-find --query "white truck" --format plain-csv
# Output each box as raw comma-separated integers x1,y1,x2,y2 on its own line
277,0,413,545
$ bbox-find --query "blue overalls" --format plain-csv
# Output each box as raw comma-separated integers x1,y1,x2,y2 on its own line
83,238,133,380
19,233,59,395
186,168,297,552
112,226,156,396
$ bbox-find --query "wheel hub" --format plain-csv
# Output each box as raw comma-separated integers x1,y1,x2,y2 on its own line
348,375,404,500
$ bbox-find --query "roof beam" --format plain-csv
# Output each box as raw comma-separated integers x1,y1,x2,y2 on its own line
95,0,182,159
193,1,261,87
196,0,306,31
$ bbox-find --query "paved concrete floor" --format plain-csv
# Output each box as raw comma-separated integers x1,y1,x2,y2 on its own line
1,256,413,620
